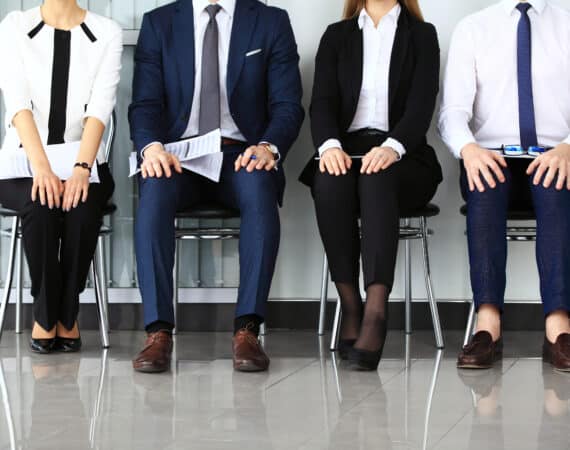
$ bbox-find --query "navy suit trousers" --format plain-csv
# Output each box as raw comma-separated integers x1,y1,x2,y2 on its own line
135,146,280,327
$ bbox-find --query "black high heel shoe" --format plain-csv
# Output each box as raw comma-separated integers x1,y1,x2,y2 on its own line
53,336,82,353
30,338,55,354
338,339,356,360
347,346,385,371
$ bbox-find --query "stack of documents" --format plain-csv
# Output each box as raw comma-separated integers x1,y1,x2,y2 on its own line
0,141,101,183
129,129,223,182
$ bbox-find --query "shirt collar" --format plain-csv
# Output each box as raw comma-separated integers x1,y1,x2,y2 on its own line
501,0,547,15
193,0,236,19
358,3,401,30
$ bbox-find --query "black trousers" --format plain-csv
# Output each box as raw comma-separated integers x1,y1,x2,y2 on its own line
312,134,439,290
0,164,114,330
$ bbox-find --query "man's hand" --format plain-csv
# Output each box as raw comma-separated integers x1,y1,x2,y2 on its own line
319,147,352,175
141,143,183,179
461,143,507,192
235,145,277,172
527,143,570,190
31,162,64,209
360,146,399,175
62,167,90,211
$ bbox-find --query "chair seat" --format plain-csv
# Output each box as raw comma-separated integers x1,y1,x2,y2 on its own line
460,204,535,221
400,203,440,219
0,207,17,217
103,203,117,216
176,203,240,220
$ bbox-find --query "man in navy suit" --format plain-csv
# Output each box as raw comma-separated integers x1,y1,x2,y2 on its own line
129,0,304,373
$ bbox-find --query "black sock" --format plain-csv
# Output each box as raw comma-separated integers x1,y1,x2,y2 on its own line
145,320,174,334
234,314,262,336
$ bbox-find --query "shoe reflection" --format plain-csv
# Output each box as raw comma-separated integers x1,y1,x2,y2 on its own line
539,364,570,450
0,350,108,450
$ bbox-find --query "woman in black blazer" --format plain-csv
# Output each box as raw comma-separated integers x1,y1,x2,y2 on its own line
300,0,443,370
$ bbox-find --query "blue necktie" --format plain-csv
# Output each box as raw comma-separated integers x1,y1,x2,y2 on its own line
516,3,538,148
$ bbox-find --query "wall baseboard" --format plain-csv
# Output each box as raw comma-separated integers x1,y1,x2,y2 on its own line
1,301,546,332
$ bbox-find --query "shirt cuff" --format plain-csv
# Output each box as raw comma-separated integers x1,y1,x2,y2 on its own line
259,142,281,162
318,139,343,157
140,141,163,158
381,138,406,160
563,135,570,146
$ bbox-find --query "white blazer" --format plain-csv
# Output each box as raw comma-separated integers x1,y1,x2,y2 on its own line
0,7,122,163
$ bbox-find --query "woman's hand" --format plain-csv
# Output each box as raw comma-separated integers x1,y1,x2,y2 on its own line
360,147,399,175
31,163,64,209
62,167,90,211
319,147,352,175
526,143,570,190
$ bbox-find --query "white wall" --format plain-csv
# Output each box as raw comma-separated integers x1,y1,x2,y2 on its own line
2,0,569,304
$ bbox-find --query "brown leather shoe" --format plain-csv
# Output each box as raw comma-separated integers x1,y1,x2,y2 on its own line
132,330,173,373
543,333,570,372
457,331,503,369
233,329,269,372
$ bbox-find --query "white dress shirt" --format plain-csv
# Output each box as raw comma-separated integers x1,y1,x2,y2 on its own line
319,4,406,159
439,0,570,158
0,7,122,163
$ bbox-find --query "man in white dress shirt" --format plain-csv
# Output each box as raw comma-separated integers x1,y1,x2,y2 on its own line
439,0,570,370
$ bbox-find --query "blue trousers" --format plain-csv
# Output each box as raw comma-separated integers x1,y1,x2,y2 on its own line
135,148,281,327
461,159,570,316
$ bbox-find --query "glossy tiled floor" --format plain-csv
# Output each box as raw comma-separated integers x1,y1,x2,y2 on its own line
0,330,568,450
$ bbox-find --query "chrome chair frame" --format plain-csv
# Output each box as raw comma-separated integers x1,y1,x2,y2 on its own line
320,205,445,351
461,206,537,346
173,208,266,335
0,112,117,348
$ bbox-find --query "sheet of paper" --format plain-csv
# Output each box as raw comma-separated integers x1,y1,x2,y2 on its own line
129,129,223,182
0,141,101,183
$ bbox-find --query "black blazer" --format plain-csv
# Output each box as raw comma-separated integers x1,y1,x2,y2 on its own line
300,5,443,186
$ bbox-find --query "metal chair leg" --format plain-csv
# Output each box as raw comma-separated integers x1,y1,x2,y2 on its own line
173,227,180,335
318,254,329,336
259,323,266,336
15,236,23,334
463,300,476,347
96,235,110,333
420,217,444,349
404,219,412,335
329,297,341,351
0,217,19,341
92,258,110,349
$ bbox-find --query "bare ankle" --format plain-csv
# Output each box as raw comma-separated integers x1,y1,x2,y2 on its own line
56,322,80,339
545,310,570,343
32,322,56,339
475,304,501,341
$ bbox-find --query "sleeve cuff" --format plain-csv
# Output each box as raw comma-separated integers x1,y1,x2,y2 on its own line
6,102,32,128
140,141,163,158
83,105,113,128
318,139,343,157
381,138,406,160
563,135,570,146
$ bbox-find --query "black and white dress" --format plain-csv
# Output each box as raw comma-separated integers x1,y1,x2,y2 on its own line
0,7,122,331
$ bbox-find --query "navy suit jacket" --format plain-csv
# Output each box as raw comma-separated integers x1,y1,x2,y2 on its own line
128,0,305,201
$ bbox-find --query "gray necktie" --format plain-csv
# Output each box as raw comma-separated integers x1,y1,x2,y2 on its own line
199,4,222,135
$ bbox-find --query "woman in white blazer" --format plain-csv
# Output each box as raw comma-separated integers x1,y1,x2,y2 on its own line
0,0,122,353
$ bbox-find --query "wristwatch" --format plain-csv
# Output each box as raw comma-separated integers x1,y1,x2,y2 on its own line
74,162,92,174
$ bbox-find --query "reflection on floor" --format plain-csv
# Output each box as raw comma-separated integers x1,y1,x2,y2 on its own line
0,331,568,450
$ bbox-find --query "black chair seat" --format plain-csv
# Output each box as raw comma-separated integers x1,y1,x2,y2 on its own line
400,203,440,219
103,203,117,216
176,203,240,220
460,204,535,221
0,207,17,217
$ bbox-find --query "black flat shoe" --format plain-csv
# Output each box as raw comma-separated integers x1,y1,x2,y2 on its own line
338,339,356,360
30,338,55,354
347,346,385,371
53,336,82,353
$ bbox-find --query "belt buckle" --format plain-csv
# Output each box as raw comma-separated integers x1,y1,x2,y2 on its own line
503,145,525,156
528,146,546,157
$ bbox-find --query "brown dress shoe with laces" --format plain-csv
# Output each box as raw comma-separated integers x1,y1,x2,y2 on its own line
132,330,173,373
457,331,503,369
233,329,270,372
543,333,570,372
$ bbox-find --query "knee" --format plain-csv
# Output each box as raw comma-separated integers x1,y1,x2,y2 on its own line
236,172,278,213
